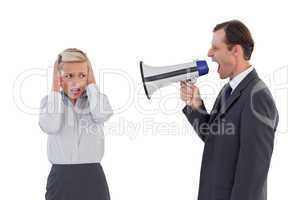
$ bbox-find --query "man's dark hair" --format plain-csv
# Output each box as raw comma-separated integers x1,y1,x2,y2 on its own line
213,20,254,60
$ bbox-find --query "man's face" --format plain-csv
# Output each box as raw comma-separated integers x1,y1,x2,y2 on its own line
207,29,236,79
61,62,88,101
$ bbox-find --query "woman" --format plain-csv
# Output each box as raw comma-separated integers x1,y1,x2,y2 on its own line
39,48,113,200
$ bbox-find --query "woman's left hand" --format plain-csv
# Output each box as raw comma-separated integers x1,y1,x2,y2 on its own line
87,62,96,85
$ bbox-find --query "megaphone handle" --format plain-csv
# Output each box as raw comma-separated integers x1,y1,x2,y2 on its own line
186,78,197,105
187,78,197,84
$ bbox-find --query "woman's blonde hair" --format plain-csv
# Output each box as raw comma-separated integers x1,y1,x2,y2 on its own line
56,48,91,73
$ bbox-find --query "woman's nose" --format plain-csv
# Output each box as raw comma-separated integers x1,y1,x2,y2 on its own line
70,81,80,87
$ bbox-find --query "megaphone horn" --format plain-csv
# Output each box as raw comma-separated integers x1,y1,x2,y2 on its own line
140,60,209,99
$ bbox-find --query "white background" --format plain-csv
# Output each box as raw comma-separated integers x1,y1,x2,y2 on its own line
0,0,298,199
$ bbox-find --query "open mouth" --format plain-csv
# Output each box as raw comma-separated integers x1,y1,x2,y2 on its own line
212,59,220,73
70,87,81,96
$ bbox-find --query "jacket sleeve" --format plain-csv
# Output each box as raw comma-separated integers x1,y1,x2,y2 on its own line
182,102,211,142
38,91,64,134
86,83,113,123
230,89,279,200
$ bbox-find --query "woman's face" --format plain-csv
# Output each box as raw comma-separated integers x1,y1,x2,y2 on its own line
61,62,88,101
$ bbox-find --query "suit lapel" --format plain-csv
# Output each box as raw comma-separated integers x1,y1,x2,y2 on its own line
213,69,259,120
209,85,225,123
204,69,259,143
219,90,242,116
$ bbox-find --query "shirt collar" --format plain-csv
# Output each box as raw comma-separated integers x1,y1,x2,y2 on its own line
229,65,254,92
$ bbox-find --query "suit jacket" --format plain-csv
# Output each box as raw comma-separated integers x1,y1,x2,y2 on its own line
183,69,279,200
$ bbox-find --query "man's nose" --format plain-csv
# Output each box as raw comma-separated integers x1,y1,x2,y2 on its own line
207,49,213,57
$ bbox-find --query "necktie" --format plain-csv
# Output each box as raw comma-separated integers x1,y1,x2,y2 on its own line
224,84,232,101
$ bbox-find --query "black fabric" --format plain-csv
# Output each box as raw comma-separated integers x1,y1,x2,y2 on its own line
182,69,279,200
45,163,110,200
224,84,232,101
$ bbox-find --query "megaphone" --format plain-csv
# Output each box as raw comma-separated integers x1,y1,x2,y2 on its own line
140,60,209,99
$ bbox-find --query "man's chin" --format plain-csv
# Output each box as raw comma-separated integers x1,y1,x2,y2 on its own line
218,72,230,80
218,73,226,79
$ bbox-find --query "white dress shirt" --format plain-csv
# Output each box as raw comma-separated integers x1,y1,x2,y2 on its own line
229,65,254,94
39,84,113,164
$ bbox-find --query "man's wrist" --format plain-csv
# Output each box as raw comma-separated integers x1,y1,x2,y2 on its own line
191,99,203,110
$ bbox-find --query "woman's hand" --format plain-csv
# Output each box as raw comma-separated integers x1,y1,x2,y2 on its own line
52,60,62,92
87,62,96,85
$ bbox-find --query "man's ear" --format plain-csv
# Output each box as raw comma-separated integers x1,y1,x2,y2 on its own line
230,44,241,58
236,45,244,57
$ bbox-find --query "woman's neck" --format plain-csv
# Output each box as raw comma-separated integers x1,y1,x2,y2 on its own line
70,98,77,106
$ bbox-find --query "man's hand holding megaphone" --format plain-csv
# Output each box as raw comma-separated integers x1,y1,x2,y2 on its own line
180,81,203,110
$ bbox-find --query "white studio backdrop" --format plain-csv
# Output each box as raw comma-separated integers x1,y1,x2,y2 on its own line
0,0,298,199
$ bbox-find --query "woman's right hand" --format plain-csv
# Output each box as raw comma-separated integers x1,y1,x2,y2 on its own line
52,60,62,92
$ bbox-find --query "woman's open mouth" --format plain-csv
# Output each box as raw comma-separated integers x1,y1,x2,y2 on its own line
70,87,81,96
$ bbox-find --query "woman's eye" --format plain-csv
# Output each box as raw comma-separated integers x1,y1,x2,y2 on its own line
79,74,86,78
65,74,72,79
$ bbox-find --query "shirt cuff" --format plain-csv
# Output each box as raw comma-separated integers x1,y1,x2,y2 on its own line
86,83,100,110
47,91,63,113
86,83,99,95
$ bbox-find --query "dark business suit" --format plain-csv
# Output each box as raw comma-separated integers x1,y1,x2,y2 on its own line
183,69,279,200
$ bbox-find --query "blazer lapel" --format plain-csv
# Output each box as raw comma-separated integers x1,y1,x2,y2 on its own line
209,85,226,123
219,89,242,116
204,69,259,142
210,69,258,119
219,69,259,116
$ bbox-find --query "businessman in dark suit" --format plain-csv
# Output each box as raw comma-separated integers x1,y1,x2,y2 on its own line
181,20,279,200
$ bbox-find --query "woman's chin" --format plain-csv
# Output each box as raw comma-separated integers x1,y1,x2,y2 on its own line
68,92,82,101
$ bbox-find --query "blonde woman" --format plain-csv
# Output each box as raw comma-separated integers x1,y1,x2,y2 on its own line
39,48,113,200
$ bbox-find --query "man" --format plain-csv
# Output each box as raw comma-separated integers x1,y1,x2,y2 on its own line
180,20,279,200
